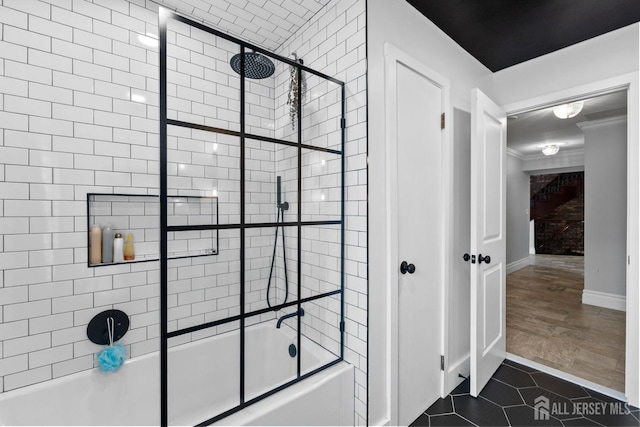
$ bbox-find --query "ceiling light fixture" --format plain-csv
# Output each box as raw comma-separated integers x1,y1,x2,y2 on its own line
553,101,584,119
542,144,560,156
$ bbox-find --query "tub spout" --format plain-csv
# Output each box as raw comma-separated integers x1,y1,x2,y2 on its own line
276,308,305,329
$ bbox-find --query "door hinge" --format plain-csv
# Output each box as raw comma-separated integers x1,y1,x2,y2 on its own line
441,112,445,130
340,321,345,332
440,355,445,371
341,118,346,129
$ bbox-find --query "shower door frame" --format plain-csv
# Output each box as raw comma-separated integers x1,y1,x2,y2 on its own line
158,7,346,426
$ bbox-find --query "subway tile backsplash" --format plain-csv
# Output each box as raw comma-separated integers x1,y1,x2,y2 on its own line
0,0,367,424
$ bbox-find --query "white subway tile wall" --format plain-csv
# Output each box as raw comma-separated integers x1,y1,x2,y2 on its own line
0,0,367,424
155,0,332,52
274,0,367,424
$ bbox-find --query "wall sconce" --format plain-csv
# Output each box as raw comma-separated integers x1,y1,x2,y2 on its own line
553,101,584,119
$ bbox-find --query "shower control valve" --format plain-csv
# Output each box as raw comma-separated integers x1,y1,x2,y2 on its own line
278,201,289,211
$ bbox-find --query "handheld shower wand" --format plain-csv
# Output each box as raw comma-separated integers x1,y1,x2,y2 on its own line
268,176,289,308
277,176,289,211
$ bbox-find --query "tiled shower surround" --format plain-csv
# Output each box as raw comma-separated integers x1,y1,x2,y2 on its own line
0,0,368,425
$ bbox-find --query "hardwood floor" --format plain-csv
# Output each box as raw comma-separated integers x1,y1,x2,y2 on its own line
506,254,626,391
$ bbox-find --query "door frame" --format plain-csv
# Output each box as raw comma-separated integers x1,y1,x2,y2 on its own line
382,42,452,425
501,72,640,406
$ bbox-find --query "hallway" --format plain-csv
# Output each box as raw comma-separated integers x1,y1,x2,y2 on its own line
506,255,625,391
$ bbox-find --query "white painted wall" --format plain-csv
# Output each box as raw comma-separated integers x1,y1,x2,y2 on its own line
492,24,640,107
506,153,530,266
581,117,627,298
368,1,492,424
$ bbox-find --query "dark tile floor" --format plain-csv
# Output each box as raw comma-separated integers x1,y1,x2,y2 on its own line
410,360,640,426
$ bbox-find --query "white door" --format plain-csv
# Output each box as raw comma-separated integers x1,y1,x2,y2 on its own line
386,45,447,426
469,88,507,397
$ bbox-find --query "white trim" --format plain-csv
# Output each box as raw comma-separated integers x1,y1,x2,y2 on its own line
576,115,627,131
523,148,585,162
370,417,390,427
529,220,536,255
506,256,531,274
521,149,585,173
443,356,469,395
526,165,585,175
506,353,628,402
502,81,631,116
582,289,627,312
383,42,451,426
506,147,525,160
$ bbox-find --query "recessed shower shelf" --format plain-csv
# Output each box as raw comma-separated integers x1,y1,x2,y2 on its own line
87,193,219,268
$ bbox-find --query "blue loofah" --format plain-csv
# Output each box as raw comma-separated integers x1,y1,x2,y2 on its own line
97,343,127,373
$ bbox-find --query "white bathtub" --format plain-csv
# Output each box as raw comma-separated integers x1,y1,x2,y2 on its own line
0,322,354,426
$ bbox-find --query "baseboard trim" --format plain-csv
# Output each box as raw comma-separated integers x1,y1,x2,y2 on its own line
582,289,626,312
371,416,390,426
506,353,627,402
506,256,531,274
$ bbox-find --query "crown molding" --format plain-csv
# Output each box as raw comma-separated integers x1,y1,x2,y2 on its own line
506,147,525,160
576,115,627,130
522,148,585,161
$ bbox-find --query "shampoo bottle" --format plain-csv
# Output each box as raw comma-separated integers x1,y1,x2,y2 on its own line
89,224,102,265
102,225,113,264
124,233,135,261
113,233,124,263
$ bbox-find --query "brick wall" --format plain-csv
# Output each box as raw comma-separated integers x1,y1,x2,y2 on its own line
531,172,584,255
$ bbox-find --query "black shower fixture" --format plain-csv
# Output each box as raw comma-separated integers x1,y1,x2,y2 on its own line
267,176,290,309
229,51,275,79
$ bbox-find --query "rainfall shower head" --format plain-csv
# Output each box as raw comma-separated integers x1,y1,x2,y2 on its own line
229,52,275,79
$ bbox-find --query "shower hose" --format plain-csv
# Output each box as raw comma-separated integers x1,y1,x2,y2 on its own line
267,205,289,308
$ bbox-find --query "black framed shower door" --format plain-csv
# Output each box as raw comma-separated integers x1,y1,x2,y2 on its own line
158,7,345,426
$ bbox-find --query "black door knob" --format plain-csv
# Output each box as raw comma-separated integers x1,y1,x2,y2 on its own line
400,261,416,274
463,254,476,264
478,254,491,264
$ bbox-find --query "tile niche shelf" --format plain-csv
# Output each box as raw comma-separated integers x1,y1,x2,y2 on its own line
87,193,219,267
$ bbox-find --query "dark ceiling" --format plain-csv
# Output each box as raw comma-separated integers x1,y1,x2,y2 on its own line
406,0,640,72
